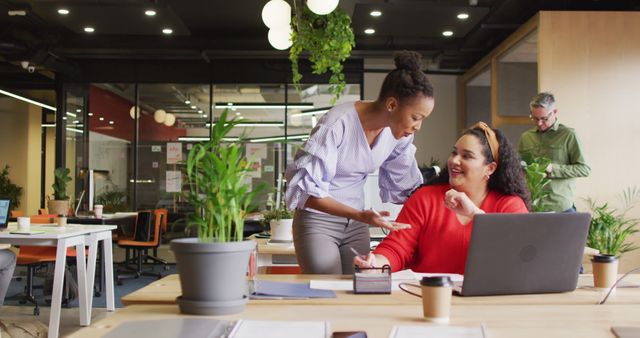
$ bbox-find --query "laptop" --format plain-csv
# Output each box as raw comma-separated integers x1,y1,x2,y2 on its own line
455,212,591,296
0,198,10,229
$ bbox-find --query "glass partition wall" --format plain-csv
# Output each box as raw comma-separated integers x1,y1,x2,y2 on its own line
67,81,361,220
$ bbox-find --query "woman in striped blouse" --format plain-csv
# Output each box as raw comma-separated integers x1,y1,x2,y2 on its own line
285,51,435,274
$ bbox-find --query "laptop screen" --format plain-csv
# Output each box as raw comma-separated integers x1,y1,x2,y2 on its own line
0,199,11,227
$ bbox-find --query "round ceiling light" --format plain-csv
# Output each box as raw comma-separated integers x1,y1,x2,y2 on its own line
154,109,167,123
307,0,339,15
145,9,156,16
457,13,469,20
364,28,375,35
370,10,382,17
261,0,291,29
58,9,69,15
268,26,293,50
129,106,140,119
163,113,176,127
84,27,95,33
162,28,173,35
442,30,454,37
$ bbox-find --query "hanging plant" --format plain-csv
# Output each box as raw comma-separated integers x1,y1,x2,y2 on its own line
290,4,355,103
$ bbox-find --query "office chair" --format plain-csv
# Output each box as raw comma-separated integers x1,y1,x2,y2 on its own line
151,208,168,262
116,210,165,284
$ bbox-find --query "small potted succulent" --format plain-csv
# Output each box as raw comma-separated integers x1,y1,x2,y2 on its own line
48,167,72,216
262,202,294,242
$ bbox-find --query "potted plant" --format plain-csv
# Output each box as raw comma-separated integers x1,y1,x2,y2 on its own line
48,167,72,216
0,165,22,213
520,157,552,212
585,187,640,287
170,109,262,316
96,185,127,213
262,201,294,242
289,4,355,103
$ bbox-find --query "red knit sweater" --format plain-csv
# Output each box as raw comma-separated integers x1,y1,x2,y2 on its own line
374,184,528,274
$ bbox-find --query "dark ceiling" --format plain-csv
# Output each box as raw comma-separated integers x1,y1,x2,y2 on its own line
1,0,639,90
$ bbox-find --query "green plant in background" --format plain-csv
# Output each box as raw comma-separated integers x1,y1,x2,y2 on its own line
0,165,22,211
185,109,263,242
261,190,294,227
52,167,72,200
585,187,640,256
521,157,552,212
290,4,355,103
96,186,127,213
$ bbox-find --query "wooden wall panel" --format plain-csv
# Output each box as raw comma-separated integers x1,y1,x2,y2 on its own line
539,11,640,271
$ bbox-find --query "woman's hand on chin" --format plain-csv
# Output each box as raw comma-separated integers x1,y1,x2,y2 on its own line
444,189,484,217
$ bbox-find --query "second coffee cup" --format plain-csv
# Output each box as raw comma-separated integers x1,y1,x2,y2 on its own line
420,276,453,323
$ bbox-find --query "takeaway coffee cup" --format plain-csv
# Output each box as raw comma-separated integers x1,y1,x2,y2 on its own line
399,276,453,323
58,215,67,227
94,204,103,219
592,254,619,289
17,217,30,231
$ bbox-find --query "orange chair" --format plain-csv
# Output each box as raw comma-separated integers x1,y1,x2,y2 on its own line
116,210,166,283
152,208,168,258
31,214,58,224
10,210,23,218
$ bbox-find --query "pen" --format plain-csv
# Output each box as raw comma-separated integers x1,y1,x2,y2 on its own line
350,246,373,268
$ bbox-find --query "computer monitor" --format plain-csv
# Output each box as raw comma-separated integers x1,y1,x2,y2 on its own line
0,198,11,229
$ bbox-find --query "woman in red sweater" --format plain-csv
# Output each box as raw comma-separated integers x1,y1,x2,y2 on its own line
355,122,531,274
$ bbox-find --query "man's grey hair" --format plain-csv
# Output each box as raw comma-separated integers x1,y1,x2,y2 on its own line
530,92,556,111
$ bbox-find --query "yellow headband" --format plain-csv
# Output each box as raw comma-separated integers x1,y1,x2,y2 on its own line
470,121,500,164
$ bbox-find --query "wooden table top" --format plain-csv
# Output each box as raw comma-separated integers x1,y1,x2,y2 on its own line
69,303,640,338
120,273,640,307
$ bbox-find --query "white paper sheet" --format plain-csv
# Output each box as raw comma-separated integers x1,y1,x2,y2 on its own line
231,320,328,338
389,325,485,338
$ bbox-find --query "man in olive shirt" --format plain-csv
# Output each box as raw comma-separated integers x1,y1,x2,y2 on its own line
518,92,591,212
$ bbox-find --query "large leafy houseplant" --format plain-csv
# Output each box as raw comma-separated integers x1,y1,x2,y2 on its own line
521,157,552,212
0,165,22,211
585,187,640,256
185,109,261,242
290,4,355,103
172,108,263,316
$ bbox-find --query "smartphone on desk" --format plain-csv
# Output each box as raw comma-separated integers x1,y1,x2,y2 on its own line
332,331,367,338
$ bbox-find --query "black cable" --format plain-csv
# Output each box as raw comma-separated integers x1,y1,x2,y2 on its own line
598,266,640,305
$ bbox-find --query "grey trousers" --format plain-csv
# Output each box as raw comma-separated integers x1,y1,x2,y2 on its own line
292,209,370,275
0,250,16,307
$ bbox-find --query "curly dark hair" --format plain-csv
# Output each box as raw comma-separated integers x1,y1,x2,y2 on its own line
423,125,532,210
378,50,434,103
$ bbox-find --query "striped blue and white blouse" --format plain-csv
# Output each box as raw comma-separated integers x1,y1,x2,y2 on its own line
285,101,423,213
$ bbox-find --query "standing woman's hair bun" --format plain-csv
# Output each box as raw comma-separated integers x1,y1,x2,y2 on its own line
378,50,434,102
394,51,423,72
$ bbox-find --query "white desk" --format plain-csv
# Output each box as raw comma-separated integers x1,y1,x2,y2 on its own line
0,223,116,338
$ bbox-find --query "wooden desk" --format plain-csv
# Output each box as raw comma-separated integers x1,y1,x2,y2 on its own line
68,303,640,338
121,273,640,307
0,223,116,338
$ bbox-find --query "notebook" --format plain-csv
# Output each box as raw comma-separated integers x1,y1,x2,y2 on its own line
456,212,591,296
0,198,10,229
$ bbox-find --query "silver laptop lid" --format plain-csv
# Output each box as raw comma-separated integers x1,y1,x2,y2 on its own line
460,212,591,296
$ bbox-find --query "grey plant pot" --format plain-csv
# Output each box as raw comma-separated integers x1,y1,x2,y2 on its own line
170,238,256,315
